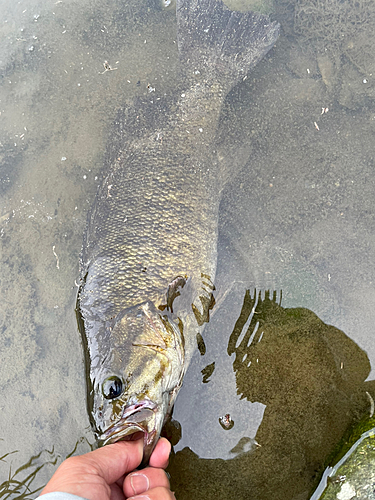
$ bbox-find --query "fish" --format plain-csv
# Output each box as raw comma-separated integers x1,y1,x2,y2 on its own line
76,0,279,464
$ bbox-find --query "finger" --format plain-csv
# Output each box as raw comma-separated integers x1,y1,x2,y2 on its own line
127,486,176,500
110,481,125,500
148,438,171,469
123,468,170,497
114,473,126,490
94,440,144,484
71,439,143,486
40,440,144,500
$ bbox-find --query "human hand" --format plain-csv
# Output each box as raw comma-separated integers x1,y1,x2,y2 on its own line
40,438,174,500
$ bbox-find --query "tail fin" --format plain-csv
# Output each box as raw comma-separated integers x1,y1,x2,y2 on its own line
177,0,279,88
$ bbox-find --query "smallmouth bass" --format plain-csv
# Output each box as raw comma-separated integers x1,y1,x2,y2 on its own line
77,0,279,463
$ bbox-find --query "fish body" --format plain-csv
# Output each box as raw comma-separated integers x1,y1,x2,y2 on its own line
77,0,279,462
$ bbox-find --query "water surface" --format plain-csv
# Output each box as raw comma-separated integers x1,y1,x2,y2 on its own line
1,0,375,498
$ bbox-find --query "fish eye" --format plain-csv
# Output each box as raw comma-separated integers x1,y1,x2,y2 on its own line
102,376,123,399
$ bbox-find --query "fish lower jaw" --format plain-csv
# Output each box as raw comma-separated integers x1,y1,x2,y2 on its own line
97,401,159,446
98,418,159,466
98,422,147,446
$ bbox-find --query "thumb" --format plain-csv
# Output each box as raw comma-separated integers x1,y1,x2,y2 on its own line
81,439,144,484
41,439,144,497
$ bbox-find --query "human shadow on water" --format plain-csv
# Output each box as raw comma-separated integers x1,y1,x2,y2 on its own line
167,289,374,500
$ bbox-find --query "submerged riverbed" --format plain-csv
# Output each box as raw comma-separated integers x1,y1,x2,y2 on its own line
1,0,375,498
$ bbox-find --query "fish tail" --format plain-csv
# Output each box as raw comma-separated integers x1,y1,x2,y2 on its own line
176,0,279,88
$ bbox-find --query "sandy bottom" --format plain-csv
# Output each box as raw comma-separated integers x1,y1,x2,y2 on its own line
1,0,375,498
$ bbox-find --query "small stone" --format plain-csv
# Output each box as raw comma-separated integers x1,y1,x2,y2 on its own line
337,482,356,500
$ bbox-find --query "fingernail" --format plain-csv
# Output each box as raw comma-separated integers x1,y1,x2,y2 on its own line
128,497,150,500
130,473,150,495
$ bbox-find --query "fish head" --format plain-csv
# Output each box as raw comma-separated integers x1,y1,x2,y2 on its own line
89,301,185,464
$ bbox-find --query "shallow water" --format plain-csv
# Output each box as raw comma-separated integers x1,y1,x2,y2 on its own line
1,0,375,498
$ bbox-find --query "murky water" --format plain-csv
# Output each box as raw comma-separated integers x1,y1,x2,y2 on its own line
1,0,375,498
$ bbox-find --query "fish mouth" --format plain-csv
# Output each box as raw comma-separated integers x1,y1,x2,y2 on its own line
98,401,159,464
